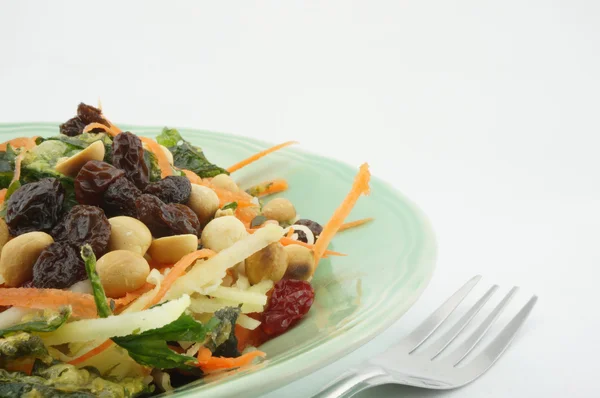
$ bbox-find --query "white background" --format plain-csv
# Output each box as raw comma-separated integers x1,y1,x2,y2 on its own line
1,1,599,397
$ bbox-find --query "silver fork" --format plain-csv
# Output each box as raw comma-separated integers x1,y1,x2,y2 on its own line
314,275,538,398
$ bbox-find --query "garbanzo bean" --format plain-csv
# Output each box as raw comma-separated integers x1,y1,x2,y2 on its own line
96,250,150,298
262,198,296,223
245,242,288,285
147,234,198,264
211,174,239,192
201,216,247,252
187,184,220,225
55,140,105,177
108,216,153,255
0,219,9,254
0,232,53,287
284,244,315,281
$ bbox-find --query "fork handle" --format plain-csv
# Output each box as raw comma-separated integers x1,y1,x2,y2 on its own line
313,366,391,398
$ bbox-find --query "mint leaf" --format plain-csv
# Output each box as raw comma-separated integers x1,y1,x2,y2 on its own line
222,202,238,211
0,307,71,337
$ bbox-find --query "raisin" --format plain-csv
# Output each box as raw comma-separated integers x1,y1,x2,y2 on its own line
143,176,191,204
59,117,86,137
294,219,323,240
59,103,109,136
135,194,200,237
75,161,125,206
5,178,65,236
32,242,87,289
112,132,149,189
102,176,142,217
52,205,111,256
262,279,314,336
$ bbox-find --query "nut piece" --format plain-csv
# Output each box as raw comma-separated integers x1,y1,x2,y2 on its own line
214,208,234,218
0,219,9,254
0,232,53,287
187,184,220,225
160,144,174,165
201,216,247,252
262,198,296,223
108,216,153,255
284,244,315,281
245,242,288,285
147,234,198,264
211,174,239,192
55,140,105,177
96,250,150,298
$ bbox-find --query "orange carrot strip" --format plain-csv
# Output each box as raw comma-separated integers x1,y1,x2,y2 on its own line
199,350,266,372
82,122,116,136
139,137,173,178
227,141,298,173
0,137,38,151
338,217,374,232
68,340,114,365
144,249,216,309
5,357,35,375
235,206,260,228
286,227,294,238
0,189,6,205
12,153,23,182
0,288,97,318
196,346,212,363
181,169,202,184
113,283,155,310
246,179,289,197
313,163,370,265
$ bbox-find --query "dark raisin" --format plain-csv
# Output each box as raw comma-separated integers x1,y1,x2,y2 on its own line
135,194,200,237
59,103,109,136
59,117,86,137
294,219,323,240
143,176,191,204
112,132,149,189
5,178,65,236
32,242,87,289
52,205,111,256
75,161,125,206
103,176,142,217
262,279,314,336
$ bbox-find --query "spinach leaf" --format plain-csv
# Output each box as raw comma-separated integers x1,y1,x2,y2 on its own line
157,127,228,178
81,245,112,318
0,307,71,337
41,133,113,163
0,144,17,189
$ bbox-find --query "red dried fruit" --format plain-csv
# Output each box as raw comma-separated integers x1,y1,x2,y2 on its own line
143,175,191,204
103,176,142,217
112,132,149,189
135,194,200,237
5,178,65,236
52,205,111,256
262,279,314,336
32,242,87,289
75,160,125,206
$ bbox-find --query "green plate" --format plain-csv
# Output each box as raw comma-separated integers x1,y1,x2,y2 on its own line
0,123,437,397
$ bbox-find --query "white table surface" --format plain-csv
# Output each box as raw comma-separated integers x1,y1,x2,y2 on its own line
1,1,598,397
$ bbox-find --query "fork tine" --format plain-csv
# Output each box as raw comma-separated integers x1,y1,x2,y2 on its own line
421,285,498,359
446,286,520,366
459,294,537,373
402,275,482,352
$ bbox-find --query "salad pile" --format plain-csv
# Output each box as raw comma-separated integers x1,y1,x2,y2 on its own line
0,103,371,397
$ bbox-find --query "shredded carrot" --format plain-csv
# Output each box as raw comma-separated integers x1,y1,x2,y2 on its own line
246,179,289,197
12,153,23,183
0,189,6,205
113,283,155,310
5,357,35,375
286,227,294,238
0,137,38,151
139,137,173,178
196,346,212,363
68,340,114,365
313,163,370,265
338,217,374,232
0,288,97,318
227,141,298,173
235,206,260,228
144,249,216,309
82,122,117,136
181,169,202,184
198,350,266,372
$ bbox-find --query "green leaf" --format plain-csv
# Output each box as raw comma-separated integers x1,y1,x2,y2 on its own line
0,144,17,189
205,307,241,358
250,215,268,228
156,127,183,147
0,307,71,337
221,201,238,211
81,245,112,318
0,332,51,362
143,150,162,182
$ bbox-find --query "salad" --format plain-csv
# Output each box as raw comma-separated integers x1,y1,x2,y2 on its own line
0,103,372,397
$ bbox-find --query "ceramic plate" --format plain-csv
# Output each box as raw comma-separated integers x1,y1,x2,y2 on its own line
0,123,437,397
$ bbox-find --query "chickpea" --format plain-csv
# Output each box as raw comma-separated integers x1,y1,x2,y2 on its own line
147,234,198,264
211,174,239,192
187,184,220,225
55,141,105,177
262,198,296,223
96,250,150,298
245,242,288,285
201,216,247,252
0,219,9,254
284,244,315,281
108,217,153,255
0,232,53,287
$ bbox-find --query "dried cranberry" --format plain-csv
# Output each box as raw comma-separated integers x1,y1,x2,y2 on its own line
52,205,111,256
143,176,191,204
75,161,125,206
262,279,314,336
5,178,65,236
135,194,200,237
112,132,149,189
32,242,87,289
294,219,323,240
103,176,142,217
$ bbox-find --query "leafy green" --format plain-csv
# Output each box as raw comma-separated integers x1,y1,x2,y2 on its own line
0,307,71,337
221,202,238,211
206,307,241,358
157,127,228,178
0,332,51,363
0,364,151,397
81,245,112,318
41,132,113,163
143,150,162,182
0,144,17,189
